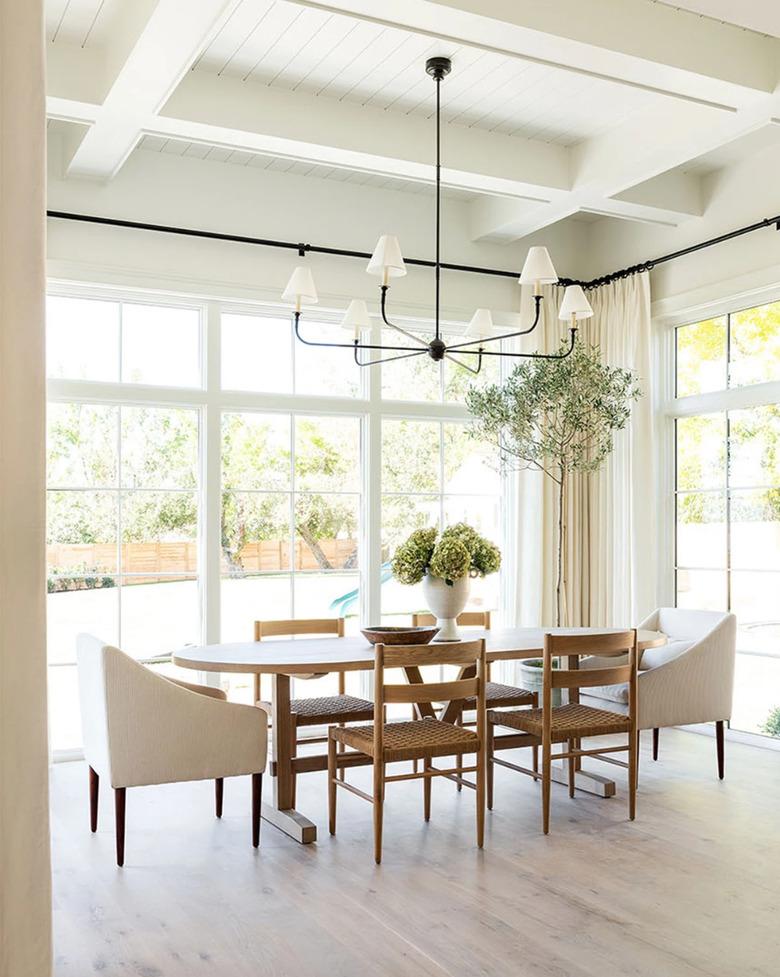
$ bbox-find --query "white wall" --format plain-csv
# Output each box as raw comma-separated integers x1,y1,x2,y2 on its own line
46,135,590,322
585,136,780,317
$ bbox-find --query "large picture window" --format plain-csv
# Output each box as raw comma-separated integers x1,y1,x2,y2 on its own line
674,299,780,737
46,286,505,753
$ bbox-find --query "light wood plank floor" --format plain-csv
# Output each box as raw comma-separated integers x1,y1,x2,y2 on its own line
51,730,780,977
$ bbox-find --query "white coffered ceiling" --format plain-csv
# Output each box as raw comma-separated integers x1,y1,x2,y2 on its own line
45,0,780,243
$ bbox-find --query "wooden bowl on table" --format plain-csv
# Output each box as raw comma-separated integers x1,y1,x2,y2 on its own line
360,626,439,646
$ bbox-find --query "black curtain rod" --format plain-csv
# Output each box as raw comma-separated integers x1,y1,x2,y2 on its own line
47,209,780,292
46,210,520,280
562,213,780,290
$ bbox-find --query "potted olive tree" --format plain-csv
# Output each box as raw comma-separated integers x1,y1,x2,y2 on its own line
466,338,640,628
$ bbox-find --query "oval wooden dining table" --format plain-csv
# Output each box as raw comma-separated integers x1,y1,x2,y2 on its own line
174,627,665,844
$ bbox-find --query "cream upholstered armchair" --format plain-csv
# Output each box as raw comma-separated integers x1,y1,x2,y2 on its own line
581,609,737,779
77,634,268,866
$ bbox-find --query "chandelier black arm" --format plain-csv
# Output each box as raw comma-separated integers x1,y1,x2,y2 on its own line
379,286,428,347
444,351,483,375
353,343,429,367
293,311,420,353
445,295,544,352
475,328,577,359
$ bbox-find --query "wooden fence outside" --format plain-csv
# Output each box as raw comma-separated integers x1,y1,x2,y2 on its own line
47,538,358,582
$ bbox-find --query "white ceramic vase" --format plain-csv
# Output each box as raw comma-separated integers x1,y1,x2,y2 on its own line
422,574,470,641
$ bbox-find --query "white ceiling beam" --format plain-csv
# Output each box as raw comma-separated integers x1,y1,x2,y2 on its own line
157,72,571,200
469,170,704,240
470,95,780,240
299,0,779,108
65,0,243,180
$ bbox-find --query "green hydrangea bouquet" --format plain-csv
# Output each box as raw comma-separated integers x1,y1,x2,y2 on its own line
392,523,501,587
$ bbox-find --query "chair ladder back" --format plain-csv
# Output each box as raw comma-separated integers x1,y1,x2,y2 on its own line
543,629,639,705
252,617,346,701
375,639,486,707
382,639,484,670
254,618,345,639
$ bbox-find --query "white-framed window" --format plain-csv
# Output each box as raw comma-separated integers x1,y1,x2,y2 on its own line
46,283,506,752
667,296,780,740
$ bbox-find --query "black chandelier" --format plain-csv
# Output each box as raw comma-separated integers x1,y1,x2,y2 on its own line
283,57,593,371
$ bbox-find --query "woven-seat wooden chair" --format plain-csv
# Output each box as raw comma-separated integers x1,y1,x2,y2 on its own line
253,618,373,805
412,610,537,712
487,629,638,833
327,638,487,864
413,610,537,787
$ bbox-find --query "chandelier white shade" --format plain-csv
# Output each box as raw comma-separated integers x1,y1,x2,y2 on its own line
340,298,371,337
466,308,496,340
558,284,594,321
519,246,558,292
366,234,407,282
282,266,318,308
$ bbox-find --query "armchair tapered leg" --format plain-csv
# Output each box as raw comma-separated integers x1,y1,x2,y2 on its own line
252,773,262,848
653,727,659,760
114,788,126,867
716,720,725,780
89,766,99,832
327,733,337,835
215,778,224,818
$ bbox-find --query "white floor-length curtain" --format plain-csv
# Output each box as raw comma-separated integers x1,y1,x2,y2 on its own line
503,273,655,641
0,1,52,974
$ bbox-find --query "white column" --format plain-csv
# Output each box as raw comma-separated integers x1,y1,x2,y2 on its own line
0,0,53,972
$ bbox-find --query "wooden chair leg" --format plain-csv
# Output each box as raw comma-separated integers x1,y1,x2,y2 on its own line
337,734,346,781
327,733,337,835
716,720,725,780
215,777,224,818
531,692,540,777
653,727,659,761
114,787,126,867
373,760,384,865
89,766,99,832
628,734,638,821
423,758,432,822
567,739,576,799
541,741,552,835
456,710,463,792
476,746,485,849
412,706,418,774
251,772,262,848
486,722,494,811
